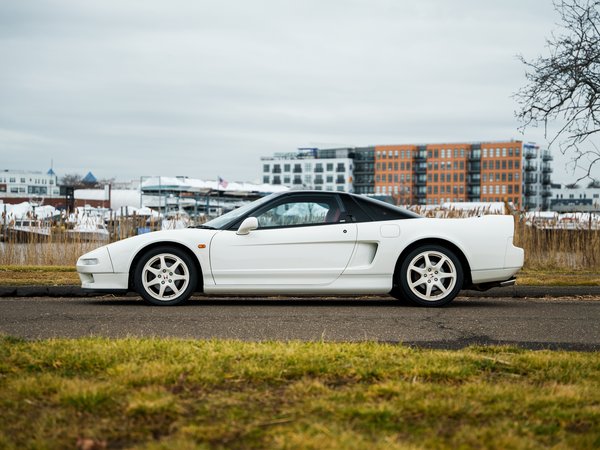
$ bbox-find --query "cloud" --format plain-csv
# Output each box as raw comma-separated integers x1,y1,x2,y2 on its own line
1,0,593,183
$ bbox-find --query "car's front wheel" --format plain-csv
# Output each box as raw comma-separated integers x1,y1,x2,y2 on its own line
134,246,197,306
393,245,463,307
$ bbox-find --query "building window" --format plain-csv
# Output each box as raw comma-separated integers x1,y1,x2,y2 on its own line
284,164,291,172
483,149,487,158
263,164,270,173
263,176,269,183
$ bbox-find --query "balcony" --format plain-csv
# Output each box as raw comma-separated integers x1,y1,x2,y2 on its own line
525,186,537,196
272,168,281,174
414,150,427,161
314,178,324,185
314,167,324,173
467,175,480,185
524,173,538,184
542,150,553,162
524,163,537,172
542,174,552,185
541,187,552,197
414,162,427,173
293,168,302,173
542,165,553,173
468,162,481,173
293,178,302,185
524,149,537,159
525,200,538,209
415,176,427,186
468,151,481,161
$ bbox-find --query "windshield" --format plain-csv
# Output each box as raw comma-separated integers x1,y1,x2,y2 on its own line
202,193,279,229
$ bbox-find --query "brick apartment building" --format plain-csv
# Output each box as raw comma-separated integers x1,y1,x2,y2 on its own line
374,140,552,209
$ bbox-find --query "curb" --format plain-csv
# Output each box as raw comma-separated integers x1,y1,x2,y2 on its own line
0,285,599,298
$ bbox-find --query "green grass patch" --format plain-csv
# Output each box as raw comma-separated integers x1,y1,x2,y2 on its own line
0,337,599,449
517,268,600,286
0,265,78,286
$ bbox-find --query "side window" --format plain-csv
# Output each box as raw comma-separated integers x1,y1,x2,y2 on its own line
353,196,421,221
256,201,329,228
255,198,342,228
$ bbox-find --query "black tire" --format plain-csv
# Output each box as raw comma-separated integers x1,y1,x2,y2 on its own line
392,244,463,307
133,246,198,306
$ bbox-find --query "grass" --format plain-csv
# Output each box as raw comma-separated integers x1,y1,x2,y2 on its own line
0,265,79,286
0,337,598,449
516,268,600,286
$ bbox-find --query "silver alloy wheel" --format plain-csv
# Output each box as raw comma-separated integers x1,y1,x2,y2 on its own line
406,250,457,302
141,253,190,301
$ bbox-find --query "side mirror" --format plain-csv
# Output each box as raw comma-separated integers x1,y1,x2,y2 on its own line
236,217,258,235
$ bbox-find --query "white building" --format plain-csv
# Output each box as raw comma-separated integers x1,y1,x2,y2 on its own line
522,142,553,210
550,183,600,212
261,150,354,192
0,169,60,198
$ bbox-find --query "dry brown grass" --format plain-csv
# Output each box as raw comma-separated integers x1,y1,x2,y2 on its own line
1,208,599,272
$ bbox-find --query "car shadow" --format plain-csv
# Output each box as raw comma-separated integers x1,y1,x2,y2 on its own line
82,295,499,308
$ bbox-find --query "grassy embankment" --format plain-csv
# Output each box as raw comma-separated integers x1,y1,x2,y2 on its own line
0,337,599,449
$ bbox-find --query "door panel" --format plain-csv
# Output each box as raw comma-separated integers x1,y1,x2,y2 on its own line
210,223,357,285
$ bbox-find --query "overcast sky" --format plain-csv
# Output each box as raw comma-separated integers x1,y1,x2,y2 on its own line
1,0,597,184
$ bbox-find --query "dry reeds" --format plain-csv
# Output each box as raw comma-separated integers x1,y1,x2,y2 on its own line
1,208,599,271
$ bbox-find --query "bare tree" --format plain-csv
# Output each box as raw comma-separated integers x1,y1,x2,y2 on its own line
515,0,600,181
60,173,83,187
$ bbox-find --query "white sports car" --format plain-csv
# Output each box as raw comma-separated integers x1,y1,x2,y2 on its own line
77,191,524,307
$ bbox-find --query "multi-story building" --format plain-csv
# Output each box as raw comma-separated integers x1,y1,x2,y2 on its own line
374,140,552,209
522,142,554,210
550,183,600,212
261,149,355,192
0,169,60,200
260,140,552,209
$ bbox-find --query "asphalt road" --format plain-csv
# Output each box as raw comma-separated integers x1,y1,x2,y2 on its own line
1,295,599,350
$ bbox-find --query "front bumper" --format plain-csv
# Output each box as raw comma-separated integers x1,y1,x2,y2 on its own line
76,247,129,291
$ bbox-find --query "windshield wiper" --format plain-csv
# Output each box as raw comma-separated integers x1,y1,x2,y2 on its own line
188,225,216,229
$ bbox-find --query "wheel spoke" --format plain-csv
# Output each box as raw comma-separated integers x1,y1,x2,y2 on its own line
159,255,167,271
145,278,161,287
409,266,427,276
425,282,433,297
158,283,167,298
434,255,449,270
169,283,181,295
438,272,455,279
410,279,426,290
146,266,161,276
423,253,432,268
169,260,181,272
171,274,188,281
434,281,448,294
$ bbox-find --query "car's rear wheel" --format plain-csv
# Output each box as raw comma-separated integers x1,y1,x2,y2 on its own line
393,245,463,307
134,246,197,306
